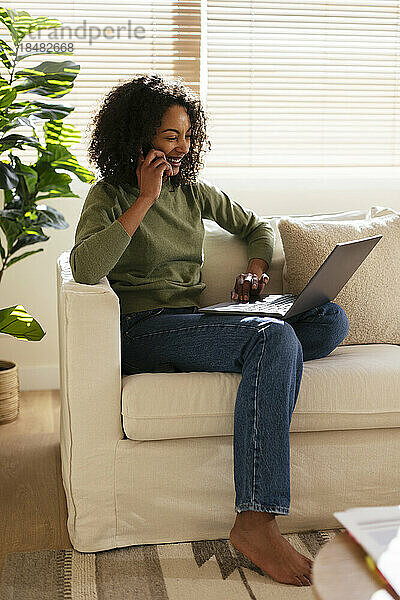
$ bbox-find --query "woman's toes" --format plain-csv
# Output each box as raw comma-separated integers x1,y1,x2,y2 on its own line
296,573,312,586
304,568,313,583
294,575,306,586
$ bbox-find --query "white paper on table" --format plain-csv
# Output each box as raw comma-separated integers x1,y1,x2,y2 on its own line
334,505,400,596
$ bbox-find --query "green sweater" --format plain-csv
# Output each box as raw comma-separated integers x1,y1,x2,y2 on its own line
69,175,275,315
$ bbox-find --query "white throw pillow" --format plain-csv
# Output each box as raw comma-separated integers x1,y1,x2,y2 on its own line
277,207,400,346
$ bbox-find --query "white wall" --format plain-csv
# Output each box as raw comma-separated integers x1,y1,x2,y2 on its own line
1,166,400,391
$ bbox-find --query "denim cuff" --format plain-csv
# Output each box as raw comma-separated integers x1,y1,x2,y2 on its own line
235,502,289,516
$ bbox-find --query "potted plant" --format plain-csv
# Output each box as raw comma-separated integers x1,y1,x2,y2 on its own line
0,6,95,423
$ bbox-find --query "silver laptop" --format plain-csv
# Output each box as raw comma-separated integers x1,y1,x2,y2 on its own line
198,235,382,320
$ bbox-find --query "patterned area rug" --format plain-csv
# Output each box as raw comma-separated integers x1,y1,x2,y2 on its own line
0,528,345,599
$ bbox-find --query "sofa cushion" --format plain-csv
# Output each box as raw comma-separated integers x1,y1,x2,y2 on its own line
121,343,400,441
277,206,400,345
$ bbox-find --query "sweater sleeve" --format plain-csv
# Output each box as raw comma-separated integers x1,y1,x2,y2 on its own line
194,177,275,268
69,180,132,284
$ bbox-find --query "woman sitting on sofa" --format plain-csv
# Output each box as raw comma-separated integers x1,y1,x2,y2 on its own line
70,72,349,587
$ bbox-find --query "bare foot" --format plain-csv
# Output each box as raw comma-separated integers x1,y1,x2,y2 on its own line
229,511,313,586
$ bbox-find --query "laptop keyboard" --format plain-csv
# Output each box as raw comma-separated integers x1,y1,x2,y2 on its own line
233,294,298,313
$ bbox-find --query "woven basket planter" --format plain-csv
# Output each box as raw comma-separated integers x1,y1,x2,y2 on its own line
0,360,20,424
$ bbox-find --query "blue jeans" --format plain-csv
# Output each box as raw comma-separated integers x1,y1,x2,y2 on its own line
120,301,349,516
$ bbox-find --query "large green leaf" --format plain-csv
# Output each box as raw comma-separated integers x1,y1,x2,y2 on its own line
0,7,19,47
35,190,78,200
34,166,78,199
8,154,38,198
0,304,45,341
0,161,19,189
0,7,61,46
0,198,51,254
0,132,44,153
6,247,43,268
30,98,74,120
0,39,14,70
8,230,49,256
0,208,19,250
0,77,17,108
0,203,69,230
28,204,68,229
37,143,94,183
0,115,32,132
13,60,80,98
43,118,80,147
8,99,74,122
1,100,74,133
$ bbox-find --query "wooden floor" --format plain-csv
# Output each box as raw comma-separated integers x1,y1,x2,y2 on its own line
0,390,72,581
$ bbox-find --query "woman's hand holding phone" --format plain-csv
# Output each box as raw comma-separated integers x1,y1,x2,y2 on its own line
136,147,173,206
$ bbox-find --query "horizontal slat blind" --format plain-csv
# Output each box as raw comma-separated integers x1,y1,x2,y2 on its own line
3,2,400,170
0,1,201,171
205,0,400,166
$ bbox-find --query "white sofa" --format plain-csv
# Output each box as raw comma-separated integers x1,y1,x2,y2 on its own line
56,209,400,553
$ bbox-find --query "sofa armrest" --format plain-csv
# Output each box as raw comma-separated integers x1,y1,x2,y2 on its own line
57,250,123,440
56,251,123,547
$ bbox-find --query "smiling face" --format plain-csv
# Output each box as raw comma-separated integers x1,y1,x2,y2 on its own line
150,104,192,175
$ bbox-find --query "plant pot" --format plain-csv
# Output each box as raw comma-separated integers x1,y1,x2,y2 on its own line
0,360,20,424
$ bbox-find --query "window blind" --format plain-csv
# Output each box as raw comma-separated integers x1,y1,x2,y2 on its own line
205,0,400,167
0,1,201,170
3,1,400,171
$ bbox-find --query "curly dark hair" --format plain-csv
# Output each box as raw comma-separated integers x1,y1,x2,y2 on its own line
87,72,211,191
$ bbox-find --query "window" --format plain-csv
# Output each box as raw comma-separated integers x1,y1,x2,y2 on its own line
2,1,400,170
205,0,400,167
